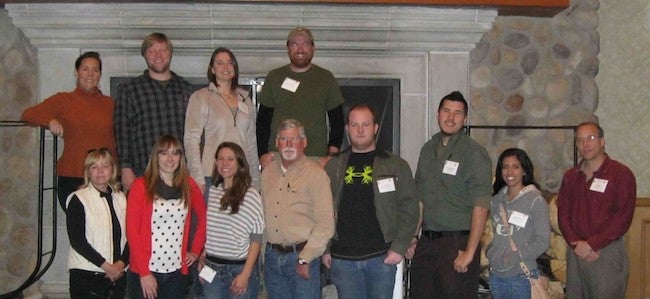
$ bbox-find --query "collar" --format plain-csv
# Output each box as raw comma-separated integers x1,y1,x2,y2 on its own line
73,86,103,97
501,184,539,203
143,70,181,82
437,129,466,147
89,183,113,199
338,147,390,159
577,154,611,176
278,155,308,173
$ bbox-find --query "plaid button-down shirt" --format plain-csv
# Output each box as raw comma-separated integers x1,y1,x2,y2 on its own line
114,70,195,175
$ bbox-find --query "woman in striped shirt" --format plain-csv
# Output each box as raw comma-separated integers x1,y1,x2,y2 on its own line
200,142,264,298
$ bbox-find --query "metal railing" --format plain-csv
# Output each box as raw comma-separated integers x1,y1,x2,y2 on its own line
0,121,58,298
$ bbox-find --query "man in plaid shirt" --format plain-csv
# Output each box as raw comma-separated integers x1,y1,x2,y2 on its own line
114,32,194,191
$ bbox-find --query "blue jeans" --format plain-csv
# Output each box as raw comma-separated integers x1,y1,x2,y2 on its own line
489,269,537,299
264,244,321,299
330,255,396,299
127,270,188,299
201,261,259,299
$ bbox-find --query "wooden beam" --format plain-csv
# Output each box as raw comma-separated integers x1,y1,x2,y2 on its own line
1,0,569,17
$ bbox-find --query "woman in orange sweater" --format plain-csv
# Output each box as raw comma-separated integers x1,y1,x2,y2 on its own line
21,51,116,211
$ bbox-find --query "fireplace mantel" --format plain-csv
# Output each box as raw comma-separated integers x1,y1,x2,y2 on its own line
4,3,498,295
2,0,568,17
5,3,497,53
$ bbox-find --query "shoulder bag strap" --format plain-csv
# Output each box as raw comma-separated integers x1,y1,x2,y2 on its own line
499,202,533,278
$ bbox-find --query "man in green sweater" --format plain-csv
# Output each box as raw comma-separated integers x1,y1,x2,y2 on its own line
256,27,345,169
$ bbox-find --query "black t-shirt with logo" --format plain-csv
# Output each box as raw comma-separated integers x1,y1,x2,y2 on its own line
330,150,390,260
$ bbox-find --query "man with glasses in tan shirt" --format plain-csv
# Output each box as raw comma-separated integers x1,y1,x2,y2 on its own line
261,119,335,299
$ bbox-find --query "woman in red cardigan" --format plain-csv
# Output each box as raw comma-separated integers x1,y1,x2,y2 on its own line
21,51,116,211
126,135,206,299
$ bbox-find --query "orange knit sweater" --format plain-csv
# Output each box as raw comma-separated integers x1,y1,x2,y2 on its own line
21,87,116,178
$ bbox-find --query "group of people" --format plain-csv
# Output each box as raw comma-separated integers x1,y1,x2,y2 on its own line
20,25,636,299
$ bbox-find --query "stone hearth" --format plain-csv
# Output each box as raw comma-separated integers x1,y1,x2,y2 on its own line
4,3,497,296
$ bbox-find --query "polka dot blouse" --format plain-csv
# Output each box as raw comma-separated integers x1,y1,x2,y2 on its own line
149,198,188,273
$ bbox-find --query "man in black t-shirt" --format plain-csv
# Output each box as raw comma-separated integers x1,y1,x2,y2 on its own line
323,104,419,298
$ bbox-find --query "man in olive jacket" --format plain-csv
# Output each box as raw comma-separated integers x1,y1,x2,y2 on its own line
322,104,419,298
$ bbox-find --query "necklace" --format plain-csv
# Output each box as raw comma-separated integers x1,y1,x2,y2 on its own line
217,90,238,108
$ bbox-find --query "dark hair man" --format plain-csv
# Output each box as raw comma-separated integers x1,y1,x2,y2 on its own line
410,91,493,298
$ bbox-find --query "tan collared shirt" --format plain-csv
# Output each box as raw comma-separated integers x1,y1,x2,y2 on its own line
261,156,335,263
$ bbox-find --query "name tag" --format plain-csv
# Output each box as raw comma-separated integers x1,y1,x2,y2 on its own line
198,265,217,283
589,178,608,193
377,178,396,193
442,160,459,176
508,211,529,228
281,77,300,93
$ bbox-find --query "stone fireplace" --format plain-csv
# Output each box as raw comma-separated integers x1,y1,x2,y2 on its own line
3,3,498,295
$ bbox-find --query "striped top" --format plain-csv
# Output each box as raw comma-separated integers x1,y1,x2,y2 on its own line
205,185,264,260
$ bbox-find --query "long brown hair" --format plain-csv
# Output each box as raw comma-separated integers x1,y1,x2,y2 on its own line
144,135,190,207
206,47,239,90
213,142,251,214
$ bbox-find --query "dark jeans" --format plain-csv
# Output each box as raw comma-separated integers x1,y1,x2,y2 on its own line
330,254,396,299
127,270,188,299
57,176,84,212
264,244,321,299
489,270,537,299
410,232,481,299
69,268,126,299
201,259,259,299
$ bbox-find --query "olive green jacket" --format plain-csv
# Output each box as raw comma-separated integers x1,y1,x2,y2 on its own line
325,148,420,255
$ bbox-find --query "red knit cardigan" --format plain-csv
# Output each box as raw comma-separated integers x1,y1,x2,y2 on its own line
126,177,206,277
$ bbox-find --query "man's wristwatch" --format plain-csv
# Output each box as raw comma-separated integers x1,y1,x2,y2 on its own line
298,258,308,265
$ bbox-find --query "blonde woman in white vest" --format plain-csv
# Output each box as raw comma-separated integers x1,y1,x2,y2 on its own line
66,148,128,298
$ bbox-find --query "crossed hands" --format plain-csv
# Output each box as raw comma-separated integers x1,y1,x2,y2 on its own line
571,240,600,262
101,260,126,282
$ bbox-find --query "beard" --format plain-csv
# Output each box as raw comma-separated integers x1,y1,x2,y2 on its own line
289,53,313,69
147,60,171,75
280,148,298,161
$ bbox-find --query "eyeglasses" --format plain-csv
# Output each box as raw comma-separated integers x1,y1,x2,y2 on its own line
288,42,312,49
575,135,601,143
278,136,305,143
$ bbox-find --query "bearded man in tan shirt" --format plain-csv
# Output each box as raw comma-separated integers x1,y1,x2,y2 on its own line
261,118,335,299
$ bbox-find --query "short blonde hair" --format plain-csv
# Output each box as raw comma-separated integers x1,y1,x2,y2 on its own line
141,32,173,57
82,148,120,192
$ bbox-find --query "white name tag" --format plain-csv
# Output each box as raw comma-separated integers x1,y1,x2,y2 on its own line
281,77,300,93
198,264,217,283
508,211,529,228
589,178,608,193
442,160,459,176
377,178,396,193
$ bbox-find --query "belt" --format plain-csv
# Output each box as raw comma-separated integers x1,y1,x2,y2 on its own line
69,269,110,280
206,255,246,265
267,241,307,254
422,230,470,239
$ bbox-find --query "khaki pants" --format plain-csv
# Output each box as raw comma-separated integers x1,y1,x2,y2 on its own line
566,238,629,299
